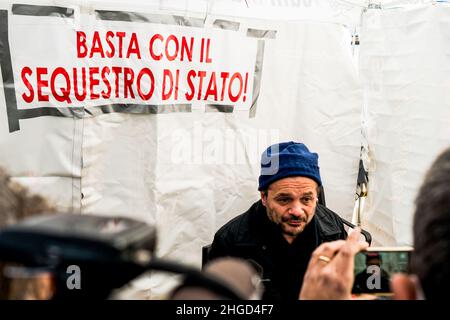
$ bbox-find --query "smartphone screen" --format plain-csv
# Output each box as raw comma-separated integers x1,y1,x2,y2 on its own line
352,247,412,296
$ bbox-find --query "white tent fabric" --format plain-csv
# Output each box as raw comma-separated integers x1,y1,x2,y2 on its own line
0,116,82,212
360,3,450,245
0,0,362,297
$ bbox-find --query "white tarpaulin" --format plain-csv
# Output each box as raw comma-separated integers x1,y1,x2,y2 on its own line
0,0,362,297
360,3,450,245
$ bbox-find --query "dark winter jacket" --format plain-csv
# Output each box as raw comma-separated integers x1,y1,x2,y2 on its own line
209,200,347,300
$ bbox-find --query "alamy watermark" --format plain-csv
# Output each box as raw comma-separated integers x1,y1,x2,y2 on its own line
365,265,382,290
170,121,280,173
66,265,81,290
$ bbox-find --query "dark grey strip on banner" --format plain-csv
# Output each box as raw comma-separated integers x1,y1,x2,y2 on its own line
96,10,204,28
249,40,265,118
247,28,277,39
12,4,74,18
212,19,240,31
71,116,84,214
0,10,20,132
17,107,84,119
14,104,192,122
87,103,192,115
205,104,234,113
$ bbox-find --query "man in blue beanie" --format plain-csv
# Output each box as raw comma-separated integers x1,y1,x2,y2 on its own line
208,141,347,300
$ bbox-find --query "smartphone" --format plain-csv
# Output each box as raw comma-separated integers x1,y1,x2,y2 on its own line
352,247,413,296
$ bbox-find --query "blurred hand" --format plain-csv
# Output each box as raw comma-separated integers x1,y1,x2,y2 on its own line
299,228,369,300
391,273,420,300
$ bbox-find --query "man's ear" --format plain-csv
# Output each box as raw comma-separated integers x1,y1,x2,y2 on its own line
260,191,267,206
391,273,418,300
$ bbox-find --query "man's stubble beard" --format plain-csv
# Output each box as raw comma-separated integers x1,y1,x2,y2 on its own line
266,206,315,237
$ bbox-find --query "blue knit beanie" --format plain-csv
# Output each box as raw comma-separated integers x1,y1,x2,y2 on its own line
258,141,322,191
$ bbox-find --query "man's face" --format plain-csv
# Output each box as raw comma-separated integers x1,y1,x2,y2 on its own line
261,176,318,243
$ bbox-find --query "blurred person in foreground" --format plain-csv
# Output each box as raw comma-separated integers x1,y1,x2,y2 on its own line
300,147,450,300
169,257,263,300
0,168,56,299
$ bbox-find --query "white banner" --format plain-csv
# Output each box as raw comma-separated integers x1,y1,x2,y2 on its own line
13,18,256,111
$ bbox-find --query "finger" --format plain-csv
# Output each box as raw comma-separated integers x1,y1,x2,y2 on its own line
391,273,417,300
348,227,362,242
314,240,346,257
347,228,369,251
333,236,368,276
309,240,346,269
